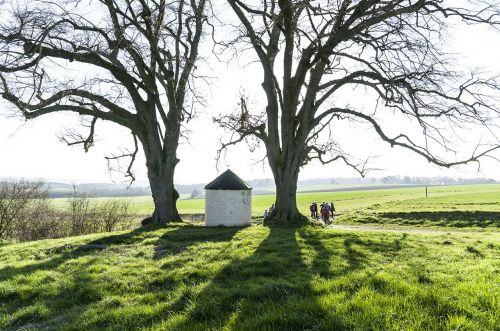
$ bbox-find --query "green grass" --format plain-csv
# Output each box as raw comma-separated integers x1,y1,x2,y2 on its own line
50,184,500,214
50,184,500,229
339,211,500,228
336,185,500,228
0,224,499,330
2,184,500,329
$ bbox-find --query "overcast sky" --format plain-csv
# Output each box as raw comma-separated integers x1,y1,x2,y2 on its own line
1,11,499,185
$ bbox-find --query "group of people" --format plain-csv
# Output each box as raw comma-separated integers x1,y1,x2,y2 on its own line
263,202,336,224
310,201,335,224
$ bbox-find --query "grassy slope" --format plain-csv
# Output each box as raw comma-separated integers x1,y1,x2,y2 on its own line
4,184,498,330
1,224,499,331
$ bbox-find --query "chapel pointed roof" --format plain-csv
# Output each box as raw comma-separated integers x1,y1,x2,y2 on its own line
204,169,252,190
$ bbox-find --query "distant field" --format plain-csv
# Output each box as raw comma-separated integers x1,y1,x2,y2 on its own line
51,183,500,217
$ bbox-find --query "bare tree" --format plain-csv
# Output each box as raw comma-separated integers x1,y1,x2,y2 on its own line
13,194,59,242
0,0,208,225
216,0,500,225
0,180,46,238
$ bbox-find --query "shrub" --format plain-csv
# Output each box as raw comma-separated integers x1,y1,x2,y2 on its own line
0,181,134,242
98,199,131,232
0,180,48,240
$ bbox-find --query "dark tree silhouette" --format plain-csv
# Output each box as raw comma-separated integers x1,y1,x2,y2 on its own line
0,0,208,225
215,0,500,225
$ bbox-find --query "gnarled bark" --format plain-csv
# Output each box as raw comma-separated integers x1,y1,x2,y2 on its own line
147,165,181,224
266,162,308,225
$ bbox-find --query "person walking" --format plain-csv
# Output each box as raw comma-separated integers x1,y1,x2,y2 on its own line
330,201,336,221
309,202,316,219
321,202,329,224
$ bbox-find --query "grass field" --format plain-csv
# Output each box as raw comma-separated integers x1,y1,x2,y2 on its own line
2,184,499,330
51,184,500,228
1,224,499,330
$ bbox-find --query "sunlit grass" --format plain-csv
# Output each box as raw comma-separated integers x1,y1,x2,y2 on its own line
0,224,499,330
3,184,500,329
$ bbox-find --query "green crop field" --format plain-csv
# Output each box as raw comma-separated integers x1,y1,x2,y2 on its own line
2,184,498,330
51,184,500,228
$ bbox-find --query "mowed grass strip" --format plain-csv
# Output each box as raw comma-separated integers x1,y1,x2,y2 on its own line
0,224,499,330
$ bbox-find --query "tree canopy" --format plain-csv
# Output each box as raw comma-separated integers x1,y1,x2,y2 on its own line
215,0,500,224
0,0,208,224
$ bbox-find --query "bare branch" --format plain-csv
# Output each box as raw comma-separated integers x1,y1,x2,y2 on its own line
105,134,139,187
328,107,500,168
59,116,98,152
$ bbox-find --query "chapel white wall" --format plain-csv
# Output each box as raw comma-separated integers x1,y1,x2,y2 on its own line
205,190,252,226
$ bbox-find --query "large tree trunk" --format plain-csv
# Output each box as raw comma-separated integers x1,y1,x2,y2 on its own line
146,158,181,225
265,157,308,226
141,131,182,226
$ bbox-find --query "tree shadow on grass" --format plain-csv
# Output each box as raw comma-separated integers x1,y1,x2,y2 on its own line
0,225,161,283
57,224,243,330
298,229,406,274
160,226,332,330
299,229,406,284
379,211,500,227
0,224,242,330
2,224,409,330
293,229,408,329
2,257,108,331
159,227,408,330
152,225,242,260
0,224,244,330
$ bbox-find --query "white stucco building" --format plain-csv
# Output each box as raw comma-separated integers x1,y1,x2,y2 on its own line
204,170,252,227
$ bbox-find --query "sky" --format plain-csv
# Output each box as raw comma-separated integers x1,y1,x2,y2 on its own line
1,7,500,185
